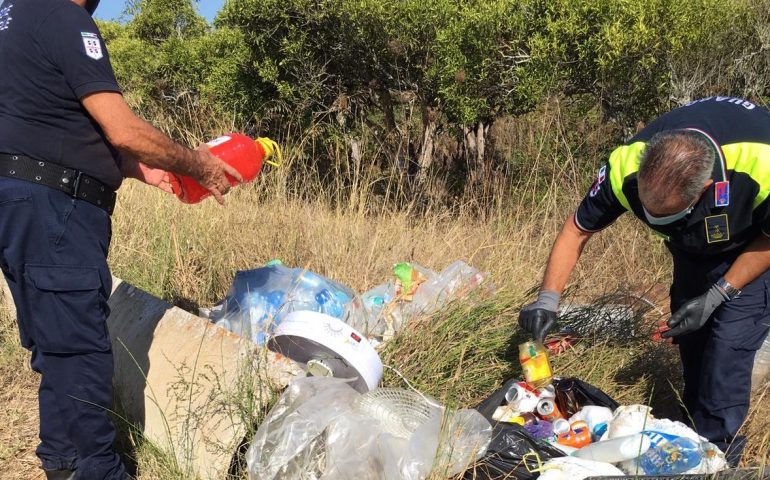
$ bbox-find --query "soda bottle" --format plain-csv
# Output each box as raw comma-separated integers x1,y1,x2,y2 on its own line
169,133,281,204
519,341,553,388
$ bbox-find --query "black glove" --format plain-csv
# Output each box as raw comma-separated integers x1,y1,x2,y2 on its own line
661,284,728,338
519,290,560,343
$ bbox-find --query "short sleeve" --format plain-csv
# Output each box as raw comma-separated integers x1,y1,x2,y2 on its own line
574,161,627,232
35,4,120,98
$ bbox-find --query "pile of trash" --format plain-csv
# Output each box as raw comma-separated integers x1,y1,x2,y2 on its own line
204,260,491,345
468,344,729,480
246,376,492,480
202,262,768,480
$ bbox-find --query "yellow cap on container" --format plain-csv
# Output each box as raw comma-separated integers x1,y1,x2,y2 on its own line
256,137,282,167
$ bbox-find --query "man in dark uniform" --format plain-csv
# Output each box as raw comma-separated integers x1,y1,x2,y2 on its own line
518,96,770,465
0,0,242,478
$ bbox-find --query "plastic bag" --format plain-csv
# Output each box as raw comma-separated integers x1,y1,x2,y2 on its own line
213,264,355,345
409,261,490,315
246,377,361,480
344,261,492,342
606,404,653,439
247,376,492,480
569,406,613,438
537,456,625,480
462,423,565,480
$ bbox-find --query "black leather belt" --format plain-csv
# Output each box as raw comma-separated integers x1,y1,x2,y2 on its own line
0,153,116,215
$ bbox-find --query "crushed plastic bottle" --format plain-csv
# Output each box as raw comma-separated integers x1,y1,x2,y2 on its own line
639,436,703,475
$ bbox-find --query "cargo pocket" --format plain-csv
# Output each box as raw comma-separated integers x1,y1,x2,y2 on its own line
24,264,111,353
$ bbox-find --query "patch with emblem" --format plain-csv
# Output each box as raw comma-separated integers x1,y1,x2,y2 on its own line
0,4,13,31
81,32,103,60
705,214,730,243
715,181,730,207
589,165,607,197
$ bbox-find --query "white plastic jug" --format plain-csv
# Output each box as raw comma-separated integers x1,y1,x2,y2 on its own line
573,433,651,463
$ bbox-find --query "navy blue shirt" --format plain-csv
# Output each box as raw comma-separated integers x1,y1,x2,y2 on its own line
0,0,122,189
576,97,770,259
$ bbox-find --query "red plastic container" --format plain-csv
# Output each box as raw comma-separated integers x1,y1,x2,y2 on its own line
169,133,280,204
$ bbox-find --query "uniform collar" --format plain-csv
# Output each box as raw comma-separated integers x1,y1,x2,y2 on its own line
684,127,728,209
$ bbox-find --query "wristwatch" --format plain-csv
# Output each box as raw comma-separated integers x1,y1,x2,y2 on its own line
715,277,741,300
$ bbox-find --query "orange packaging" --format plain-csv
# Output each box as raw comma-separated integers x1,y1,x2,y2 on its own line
557,420,593,448
519,341,553,388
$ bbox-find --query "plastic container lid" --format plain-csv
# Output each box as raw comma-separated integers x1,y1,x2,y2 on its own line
268,310,384,392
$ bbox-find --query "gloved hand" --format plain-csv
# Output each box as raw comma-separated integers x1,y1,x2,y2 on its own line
661,284,729,338
518,290,560,343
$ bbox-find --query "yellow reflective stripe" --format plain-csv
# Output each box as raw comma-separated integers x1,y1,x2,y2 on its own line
723,143,770,209
608,142,647,211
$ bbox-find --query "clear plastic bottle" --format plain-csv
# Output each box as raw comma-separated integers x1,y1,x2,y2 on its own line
639,437,703,475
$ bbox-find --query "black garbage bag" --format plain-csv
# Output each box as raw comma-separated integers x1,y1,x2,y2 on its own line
475,377,620,420
463,422,565,480
469,377,620,479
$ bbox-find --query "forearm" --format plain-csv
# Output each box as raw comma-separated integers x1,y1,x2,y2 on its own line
111,116,201,177
722,234,770,289
81,92,203,179
541,214,593,293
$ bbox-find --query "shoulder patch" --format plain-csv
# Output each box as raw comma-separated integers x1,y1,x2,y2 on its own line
0,4,13,31
81,32,103,60
589,165,607,197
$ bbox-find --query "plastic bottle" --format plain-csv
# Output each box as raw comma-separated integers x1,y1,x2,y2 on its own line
639,437,703,475
557,420,592,448
573,433,651,463
519,341,553,388
169,133,280,204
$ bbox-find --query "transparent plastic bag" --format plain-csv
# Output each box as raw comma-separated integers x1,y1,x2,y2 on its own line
246,377,360,480
606,404,653,439
345,261,492,342
409,261,490,316
213,264,355,345
247,377,492,480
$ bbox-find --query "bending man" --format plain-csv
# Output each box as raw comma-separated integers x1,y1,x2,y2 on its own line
519,96,770,465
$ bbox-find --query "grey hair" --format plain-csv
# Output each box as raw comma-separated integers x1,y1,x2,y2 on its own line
638,130,715,208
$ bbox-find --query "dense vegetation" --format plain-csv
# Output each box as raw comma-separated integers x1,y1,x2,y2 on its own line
101,0,770,201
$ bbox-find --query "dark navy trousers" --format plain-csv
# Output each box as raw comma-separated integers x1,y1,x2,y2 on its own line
671,252,770,466
0,178,125,479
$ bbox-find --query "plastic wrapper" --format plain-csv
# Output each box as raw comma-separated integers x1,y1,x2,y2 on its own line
606,404,653,439
211,263,354,345
619,425,727,475
537,456,626,480
569,406,613,438
246,376,492,480
345,261,492,342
